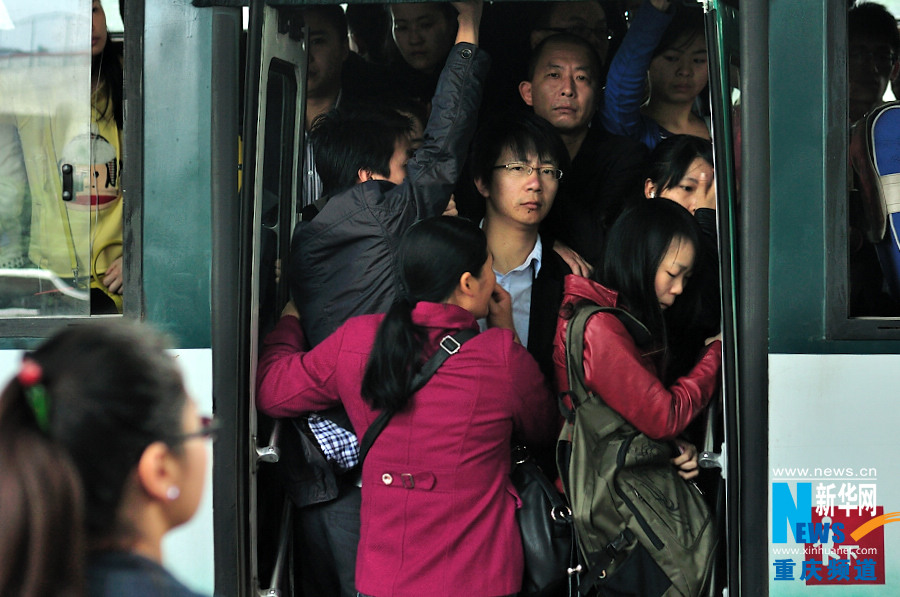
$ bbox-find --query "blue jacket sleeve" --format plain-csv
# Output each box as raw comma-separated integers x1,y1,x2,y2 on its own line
601,0,672,148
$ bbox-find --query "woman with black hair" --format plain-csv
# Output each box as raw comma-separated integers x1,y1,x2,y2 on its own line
552,198,721,470
644,134,719,379
0,321,211,597
387,3,459,103
601,0,709,150
257,216,555,597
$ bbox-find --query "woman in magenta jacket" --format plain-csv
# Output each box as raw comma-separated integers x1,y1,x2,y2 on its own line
257,217,556,597
553,199,721,462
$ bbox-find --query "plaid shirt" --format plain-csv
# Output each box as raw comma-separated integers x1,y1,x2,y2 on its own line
307,413,359,471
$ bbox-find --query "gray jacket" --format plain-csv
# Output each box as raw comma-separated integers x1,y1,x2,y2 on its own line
290,43,490,347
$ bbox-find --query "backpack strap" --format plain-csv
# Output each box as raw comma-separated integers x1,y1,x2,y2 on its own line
358,328,477,466
564,304,605,411
577,529,636,596
564,304,650,409
562,303,653,436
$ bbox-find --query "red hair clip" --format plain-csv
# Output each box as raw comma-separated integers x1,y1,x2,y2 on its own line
18,359,43,387
19,359,49,433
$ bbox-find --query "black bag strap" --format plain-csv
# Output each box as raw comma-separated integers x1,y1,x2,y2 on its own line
358,328,477,466
577,529,635,596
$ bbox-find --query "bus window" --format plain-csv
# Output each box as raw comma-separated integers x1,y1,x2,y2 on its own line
100,0,122,34
846,2,900,320
259,60,299,335
0,0,125,318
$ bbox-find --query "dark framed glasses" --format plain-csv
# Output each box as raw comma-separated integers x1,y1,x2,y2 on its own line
165,415,220,443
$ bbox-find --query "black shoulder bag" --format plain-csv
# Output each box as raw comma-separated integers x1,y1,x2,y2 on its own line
512,444,576,597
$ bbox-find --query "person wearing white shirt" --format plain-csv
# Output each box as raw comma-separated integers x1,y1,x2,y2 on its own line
472,112,575,381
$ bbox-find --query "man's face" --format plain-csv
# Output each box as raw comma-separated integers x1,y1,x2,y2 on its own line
390,3,456,74
477,148,558,229
383,136,413,186
849,37,899,122
533,1,609,66
519,42,597,135
305,10,349,98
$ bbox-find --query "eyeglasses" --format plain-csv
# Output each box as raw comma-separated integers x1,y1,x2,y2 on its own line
165,415,220,443
540,25,612,42
493,162,564,180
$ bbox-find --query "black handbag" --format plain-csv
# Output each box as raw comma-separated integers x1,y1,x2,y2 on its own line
512,445,576,597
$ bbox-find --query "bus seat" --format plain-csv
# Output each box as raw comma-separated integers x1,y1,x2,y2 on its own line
850,101,900,301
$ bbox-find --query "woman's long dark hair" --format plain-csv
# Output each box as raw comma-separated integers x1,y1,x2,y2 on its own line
646,134,713,194
361,217,488,412
92,40,124,129
596,198,701,345
0,405,84,597
0,321,187,596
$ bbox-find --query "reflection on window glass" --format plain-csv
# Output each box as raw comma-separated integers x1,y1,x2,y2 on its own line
0,0,125,317
847,1,900,317
100,0,122,33
258,61,297,337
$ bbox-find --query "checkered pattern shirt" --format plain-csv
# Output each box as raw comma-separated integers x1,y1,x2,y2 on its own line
307,413,359,471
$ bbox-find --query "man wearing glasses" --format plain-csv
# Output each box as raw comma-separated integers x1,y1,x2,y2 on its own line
470,112,571,385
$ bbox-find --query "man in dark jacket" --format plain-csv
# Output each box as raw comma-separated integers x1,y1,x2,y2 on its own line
282,3,489,595
519,33,647,268
292,7,489,346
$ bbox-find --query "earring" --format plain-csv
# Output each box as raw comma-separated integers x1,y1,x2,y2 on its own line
166,486,181,501
649,190,656,198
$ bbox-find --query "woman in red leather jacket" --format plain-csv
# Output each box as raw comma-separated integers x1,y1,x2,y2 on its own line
552,198,722,475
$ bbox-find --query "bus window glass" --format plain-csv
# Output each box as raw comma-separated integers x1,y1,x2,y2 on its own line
0,0,113,317
100,0,122,34
261,63,297,229
847,1,900,318
258,60,298,335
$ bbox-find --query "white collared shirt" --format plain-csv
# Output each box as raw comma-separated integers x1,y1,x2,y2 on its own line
478,235,543,348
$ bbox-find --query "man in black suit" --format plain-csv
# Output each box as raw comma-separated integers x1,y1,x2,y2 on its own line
471,112,571,382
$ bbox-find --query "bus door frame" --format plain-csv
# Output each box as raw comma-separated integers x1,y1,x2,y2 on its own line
240,2,307,593
704,0,770,594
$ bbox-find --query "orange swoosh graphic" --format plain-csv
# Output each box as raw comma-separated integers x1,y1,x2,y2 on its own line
850,512,900,541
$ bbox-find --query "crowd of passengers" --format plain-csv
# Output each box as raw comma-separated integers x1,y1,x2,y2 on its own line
258,1,722,596
5,1,900,596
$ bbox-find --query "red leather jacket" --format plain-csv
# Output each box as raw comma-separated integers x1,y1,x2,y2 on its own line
552,275,722,440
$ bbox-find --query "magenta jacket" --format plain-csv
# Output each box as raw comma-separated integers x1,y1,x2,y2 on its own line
552,275,722,440
257,301,556,597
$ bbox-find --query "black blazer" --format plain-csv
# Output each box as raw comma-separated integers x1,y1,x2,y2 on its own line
527,236,568,386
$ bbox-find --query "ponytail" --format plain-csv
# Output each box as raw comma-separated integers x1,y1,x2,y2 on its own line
360,217,487,413
360,297,425,412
